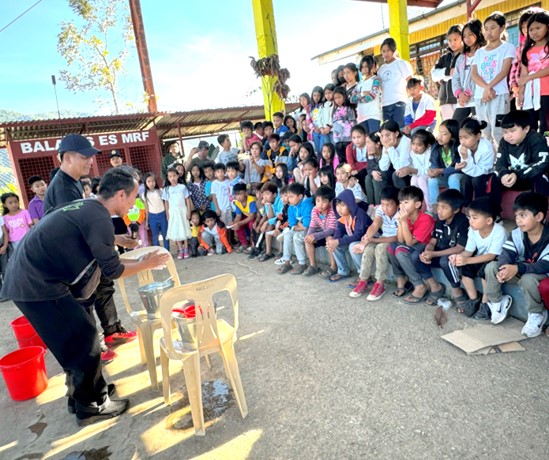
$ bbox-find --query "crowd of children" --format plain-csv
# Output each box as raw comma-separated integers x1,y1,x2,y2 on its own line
2,7,549,338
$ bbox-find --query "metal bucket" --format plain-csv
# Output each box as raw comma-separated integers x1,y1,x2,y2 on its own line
137,279,175,319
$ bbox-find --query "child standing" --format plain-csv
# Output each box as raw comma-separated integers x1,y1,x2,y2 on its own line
378,120,412,189
387,186,435,303
318,83,335,147
240,120,263,153
431,25,463,121
273,112,289,136
303,186,338,276
518,11,549,133
187,164,209,212
414,189,470,305
307,86,325,153
427,119,465,208
455,118,495,203
452,19,486,124
350,186,399,300
484,192,549,335
331,86,357,164
216,134,239,165
210,163,232,226
276,183,314,275
449,197,507,317
402,76,437,135
378,37,413,128
356,55,382,134
345,124,369,189
326,189,372,282
28,175,47,224
471,12,515,144
232,183,257,252
143,172,169,250
1,193,33,252
163,168,192,259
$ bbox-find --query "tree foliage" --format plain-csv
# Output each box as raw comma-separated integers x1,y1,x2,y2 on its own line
57,0,134,114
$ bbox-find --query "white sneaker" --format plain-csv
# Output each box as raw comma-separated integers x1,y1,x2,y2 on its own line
489,295,512,325
521,310,548,338
274,257,286,266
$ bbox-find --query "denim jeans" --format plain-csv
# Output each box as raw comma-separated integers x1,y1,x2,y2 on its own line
427,173,467,208
312,131,323,154
359,119,381,134
283,229,307,264
333,241,362,276
149,211,169,250
382,101,406,128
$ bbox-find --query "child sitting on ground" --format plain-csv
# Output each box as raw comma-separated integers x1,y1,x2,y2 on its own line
199,210,233,255
493,110,549,197
403,76,437,135
484,192,549,336
276,183,314,275
325,189,372,283
449,197,507,317
303,186,338,277
350,186,399,301
387,186,435,303
232,183,257,252
413,189,470,305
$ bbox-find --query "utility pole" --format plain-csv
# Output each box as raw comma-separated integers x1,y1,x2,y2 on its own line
129,0,157,113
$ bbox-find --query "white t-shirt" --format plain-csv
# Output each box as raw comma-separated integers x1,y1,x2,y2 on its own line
144,189,165,214
378,58,413,106
465,222,507,255
356,77,381,121
211,179,231,211
472,42,516,98
335,181,366,202
375,207,398,237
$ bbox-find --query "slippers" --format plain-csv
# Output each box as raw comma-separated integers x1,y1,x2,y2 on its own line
403,289,429,304
329,273,351,282
320,268,337,278
392,281,413,298
425,284,446,306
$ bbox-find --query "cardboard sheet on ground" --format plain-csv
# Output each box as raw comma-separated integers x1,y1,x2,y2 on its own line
441,318,526,355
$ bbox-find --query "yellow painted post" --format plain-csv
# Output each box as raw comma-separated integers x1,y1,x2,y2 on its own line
387,0,410,61
252,0,285,120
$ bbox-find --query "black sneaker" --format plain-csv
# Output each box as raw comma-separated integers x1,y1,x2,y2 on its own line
75,397,130,427
248,247,259,259
473,302,491,321
68,383,116,414
463,298,481,317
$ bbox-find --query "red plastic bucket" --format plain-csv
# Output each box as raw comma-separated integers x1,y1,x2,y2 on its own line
0,346,48,401
10,316,47,349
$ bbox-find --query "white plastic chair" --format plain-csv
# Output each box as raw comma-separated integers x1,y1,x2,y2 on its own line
158,273,248,436
117,246,180,390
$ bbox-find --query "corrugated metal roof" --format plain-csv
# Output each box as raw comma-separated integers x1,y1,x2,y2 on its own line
0,104,300,147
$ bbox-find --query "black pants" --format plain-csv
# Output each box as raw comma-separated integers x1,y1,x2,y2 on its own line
413,253,461,288
462,174,491,204
364,171,391,205
392,171,410,190
453,106,475,126
15,295,108,406
490,173,549,206
527,95,549,134
81,275,121,336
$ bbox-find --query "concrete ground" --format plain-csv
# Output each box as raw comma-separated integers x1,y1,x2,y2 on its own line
0,253,548,460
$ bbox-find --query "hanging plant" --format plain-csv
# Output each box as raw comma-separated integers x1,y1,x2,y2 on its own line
249,54,291,100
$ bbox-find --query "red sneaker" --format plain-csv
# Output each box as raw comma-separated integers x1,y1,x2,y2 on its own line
349,279,368,298
367,282,386,302
104,330,137,346
101,349,117,365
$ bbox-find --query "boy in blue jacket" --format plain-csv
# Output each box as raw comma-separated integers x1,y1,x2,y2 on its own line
326,189,372,282
277,183,314,275
484,192,549,337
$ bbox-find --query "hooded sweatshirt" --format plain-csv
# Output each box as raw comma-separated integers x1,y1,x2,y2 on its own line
333,189,372,246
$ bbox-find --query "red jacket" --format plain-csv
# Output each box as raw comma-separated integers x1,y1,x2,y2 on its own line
345,143,368,173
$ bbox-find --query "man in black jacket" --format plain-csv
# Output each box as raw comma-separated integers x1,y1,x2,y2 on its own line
1,168,169,425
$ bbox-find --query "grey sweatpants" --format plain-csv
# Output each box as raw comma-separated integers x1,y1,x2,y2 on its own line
474,94,509,145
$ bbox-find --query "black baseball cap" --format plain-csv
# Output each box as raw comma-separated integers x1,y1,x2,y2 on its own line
109,150,122,158
58,134,101,157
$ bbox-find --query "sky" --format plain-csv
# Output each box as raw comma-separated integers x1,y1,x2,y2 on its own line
0,0,443,116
